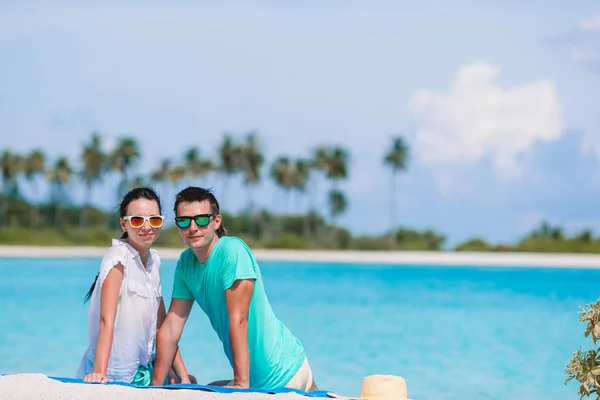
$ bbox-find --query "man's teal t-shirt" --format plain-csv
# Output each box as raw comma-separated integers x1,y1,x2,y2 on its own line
171,236,306,389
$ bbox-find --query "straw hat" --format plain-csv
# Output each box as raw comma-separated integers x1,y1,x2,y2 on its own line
328,374,412,400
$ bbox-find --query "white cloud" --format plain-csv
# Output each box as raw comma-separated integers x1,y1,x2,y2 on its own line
408,61,564,193
570,45,598,61
577,15,600,31
568,14,600,65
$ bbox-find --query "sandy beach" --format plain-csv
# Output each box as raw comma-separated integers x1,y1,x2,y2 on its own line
1,245,600,268
0,374,320,400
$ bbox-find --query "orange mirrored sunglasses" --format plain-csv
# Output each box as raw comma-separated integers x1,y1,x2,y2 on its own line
122,215,164,228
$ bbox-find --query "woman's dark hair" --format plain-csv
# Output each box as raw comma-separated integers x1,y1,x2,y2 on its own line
174,186,226,237
84,187,162,303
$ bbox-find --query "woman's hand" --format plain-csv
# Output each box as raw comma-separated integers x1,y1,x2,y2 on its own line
84,372,108,383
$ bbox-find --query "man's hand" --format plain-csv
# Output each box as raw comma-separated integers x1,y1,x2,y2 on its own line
231,383,247,389
227,380,249,389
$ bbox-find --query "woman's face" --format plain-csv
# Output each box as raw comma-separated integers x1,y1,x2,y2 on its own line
120,198,162,250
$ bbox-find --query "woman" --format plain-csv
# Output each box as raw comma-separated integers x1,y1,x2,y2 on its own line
76,187,196,386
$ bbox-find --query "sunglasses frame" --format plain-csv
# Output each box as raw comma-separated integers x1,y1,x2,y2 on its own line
122,215,165,228
174,213,218,229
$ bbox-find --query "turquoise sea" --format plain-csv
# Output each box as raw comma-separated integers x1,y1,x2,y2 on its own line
0,256,596,399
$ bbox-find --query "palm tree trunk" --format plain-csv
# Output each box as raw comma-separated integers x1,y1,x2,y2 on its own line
0,196,7,228
389,170,397,250
221,175,229,209
29,182,39,229
79,184,92,230
247,185,255,214
311,174,320,212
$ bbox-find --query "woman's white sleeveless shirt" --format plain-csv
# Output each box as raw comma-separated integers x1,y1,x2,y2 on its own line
76,239,162,383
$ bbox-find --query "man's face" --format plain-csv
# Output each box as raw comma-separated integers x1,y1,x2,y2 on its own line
175,200,222,250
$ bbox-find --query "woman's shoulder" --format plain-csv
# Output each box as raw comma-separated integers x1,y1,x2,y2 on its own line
149,248,161,260
100,239,134,269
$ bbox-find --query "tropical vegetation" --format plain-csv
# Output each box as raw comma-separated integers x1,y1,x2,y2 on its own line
1,131,599,252
565,299,600,399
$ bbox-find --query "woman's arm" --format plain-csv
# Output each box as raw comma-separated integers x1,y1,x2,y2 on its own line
85,263,124,383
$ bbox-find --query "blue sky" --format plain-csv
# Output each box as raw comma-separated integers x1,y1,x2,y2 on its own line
1,1,600,247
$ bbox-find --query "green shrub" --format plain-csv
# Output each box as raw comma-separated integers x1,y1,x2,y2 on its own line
455,238,492,252
565,299,600,399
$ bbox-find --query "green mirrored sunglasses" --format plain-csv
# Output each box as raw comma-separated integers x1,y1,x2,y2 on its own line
174,213,217,229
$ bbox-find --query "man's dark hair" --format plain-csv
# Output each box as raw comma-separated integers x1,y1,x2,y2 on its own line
174,186,226,237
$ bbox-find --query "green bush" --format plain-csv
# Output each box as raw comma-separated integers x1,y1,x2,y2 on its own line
264,233,306,249
349,236,392,250
455,238,492,252
565,299,600,399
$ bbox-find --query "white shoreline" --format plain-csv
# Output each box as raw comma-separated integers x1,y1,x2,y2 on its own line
1,245,600,268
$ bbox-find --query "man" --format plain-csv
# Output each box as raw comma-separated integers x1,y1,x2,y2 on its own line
151,186,317,391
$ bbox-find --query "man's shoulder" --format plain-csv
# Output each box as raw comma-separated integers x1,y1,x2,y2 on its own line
219,236,254,255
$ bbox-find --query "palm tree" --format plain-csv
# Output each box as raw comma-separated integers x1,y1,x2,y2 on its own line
290,158,311,239
126,175,148,191
383,136,409,249
218,133,243,207
322,146,350,226
47,156,73,227
151,159,172,189
109,137,140,198
169,164,187,196
239,132,264,213
0,150,24,199
81,133,108,227
328,189,347,224
270,157,311,214
0,150,24,227
270,156,294,213
290,158,310,213
150,158,183,219
324,146,349,188
24,149,46,228
530,221,563,240
150,158,173,202
184,147,215,186
308,146,329,213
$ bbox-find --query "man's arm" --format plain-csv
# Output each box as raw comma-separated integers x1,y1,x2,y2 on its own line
152,298,194,386
157,298,191,383
225,278,255,388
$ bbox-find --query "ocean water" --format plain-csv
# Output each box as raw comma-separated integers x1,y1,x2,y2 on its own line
0,256,596,399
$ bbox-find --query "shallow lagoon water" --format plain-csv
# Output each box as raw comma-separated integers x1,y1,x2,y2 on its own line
0,256,595,399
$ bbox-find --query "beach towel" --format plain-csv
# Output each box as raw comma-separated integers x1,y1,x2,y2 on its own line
43,375,332,397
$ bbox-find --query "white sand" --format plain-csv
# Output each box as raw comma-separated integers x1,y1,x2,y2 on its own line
1,245,600,268
0,374,314,400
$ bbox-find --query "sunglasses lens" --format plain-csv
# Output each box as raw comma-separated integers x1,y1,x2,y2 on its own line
175,217,192,228
149,216,163,228
194,216,210,226
129,216,145,228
